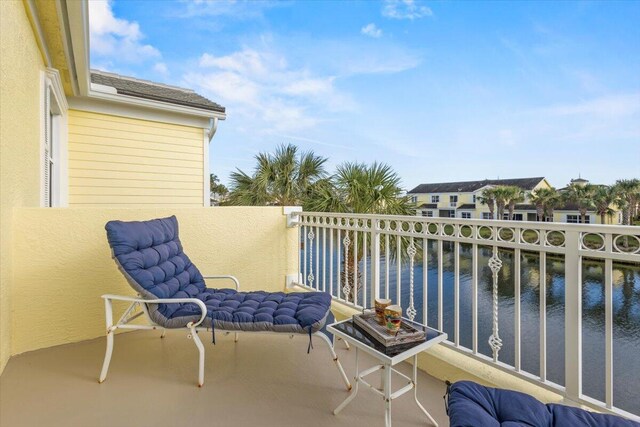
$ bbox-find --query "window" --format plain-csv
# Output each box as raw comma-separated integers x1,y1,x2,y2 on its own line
410,196,417,203
482,212,491,220
431,195,439,203
41,70,67,207
421,210,434,217
449,210,456,218
449,195,458,207
567,215,590,224
472,195,476,203
461,212,471,219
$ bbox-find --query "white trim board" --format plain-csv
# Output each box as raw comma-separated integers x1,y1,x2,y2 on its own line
68,96,213,129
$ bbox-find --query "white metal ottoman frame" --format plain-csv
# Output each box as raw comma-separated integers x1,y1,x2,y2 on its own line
98,275,351,390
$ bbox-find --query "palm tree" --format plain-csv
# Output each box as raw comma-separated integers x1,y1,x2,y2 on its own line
506,186,525,220
530,187,558,222
306,162,413,301
492,186,513,220
227,144,328,206
612,179,640,225
562,183,596,224
478,187,496,219
544,190,561,222
592,186,616,224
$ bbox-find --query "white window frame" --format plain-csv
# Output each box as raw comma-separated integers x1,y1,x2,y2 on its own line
41,69,68,207
431,195,439,203
567,214,590,224
472,194,477,203
461,212,471,219
410,196,418,203
482,212,491,220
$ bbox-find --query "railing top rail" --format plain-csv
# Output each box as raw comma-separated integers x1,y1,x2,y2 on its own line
295,211,640,235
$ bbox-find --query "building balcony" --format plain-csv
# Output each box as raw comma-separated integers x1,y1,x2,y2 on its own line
1,208,639,425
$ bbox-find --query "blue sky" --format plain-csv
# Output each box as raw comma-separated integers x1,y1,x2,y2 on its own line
89,0,640,189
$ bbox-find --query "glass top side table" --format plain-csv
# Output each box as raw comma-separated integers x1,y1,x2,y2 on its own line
328,318,447,427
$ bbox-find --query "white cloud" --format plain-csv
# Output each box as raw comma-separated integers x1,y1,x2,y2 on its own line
361,23,383,38
153,62,168,74
382,0,433,20
89,0,161,64
183,47,354,134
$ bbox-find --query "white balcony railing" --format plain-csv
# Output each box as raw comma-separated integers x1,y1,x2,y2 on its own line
290,212,640,421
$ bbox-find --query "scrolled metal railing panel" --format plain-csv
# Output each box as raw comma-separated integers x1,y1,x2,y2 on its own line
295,211,640,420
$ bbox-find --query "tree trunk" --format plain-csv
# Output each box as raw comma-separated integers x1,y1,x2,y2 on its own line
536,204,544,222
580,208,587,224
600,213,606,224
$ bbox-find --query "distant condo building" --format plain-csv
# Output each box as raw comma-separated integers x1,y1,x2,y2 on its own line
407,177,621,224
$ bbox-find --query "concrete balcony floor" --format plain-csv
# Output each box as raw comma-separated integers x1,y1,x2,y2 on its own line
0,330,448,427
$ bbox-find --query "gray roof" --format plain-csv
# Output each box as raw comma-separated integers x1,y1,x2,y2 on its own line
91,70,225,113
408,177,545,194
457,203,476,210
418,203,437,209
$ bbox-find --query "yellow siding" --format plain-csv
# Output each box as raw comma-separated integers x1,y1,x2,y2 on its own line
68,110,205,207
0,0,46,374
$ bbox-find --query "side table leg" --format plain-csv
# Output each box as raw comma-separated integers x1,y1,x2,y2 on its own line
413,355,438,426
334,347,359,415
384,362,392,427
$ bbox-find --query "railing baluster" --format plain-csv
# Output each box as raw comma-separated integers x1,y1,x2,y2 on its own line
322,226,326,292
454,240,460,346
303,224,307,287
605,233,614,409
354,229,358,305
407,238,417,321
422,237,428,327
371,221,381,305
564,230,582,402
540,251,546,381
385,234,390,299
438,238,443,332
488,246,503,362
472,242,478,354
337,228,342,300
363,230,368,308
396,234,401,305
314,226,319,290
515,247,521,372
329,226,334,297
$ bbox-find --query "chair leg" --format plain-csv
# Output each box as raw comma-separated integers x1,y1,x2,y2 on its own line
234,332,239,343
189,326,205,387
98,330,114,383
315,332,352,391
99,298,114,384
160,328,167,338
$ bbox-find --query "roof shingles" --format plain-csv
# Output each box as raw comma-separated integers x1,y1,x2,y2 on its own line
91,71,225,113
408,177,545,194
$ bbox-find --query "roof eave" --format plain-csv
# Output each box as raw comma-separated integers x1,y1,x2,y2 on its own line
87,89,227,120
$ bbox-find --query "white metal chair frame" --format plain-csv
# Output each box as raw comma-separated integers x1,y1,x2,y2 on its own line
98,275,351,390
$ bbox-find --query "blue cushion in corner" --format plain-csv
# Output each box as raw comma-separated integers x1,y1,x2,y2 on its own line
448,381,640,427
448,381,551,427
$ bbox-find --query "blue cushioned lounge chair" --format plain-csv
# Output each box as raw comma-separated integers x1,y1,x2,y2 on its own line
98,215,351,389
446,381,639,427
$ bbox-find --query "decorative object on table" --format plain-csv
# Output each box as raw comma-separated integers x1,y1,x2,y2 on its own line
352,310,425,348
384,305,403,332
374,298,391,325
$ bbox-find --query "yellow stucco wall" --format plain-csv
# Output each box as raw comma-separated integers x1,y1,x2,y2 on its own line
0,0,46,373
68,110,205,207
10,207,298,356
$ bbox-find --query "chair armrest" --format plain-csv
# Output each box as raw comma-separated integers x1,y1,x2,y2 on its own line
202,275,240,291
101,294,208,328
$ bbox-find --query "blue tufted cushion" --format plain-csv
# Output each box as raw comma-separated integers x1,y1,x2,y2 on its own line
447,381,639,427
105,216,332,333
